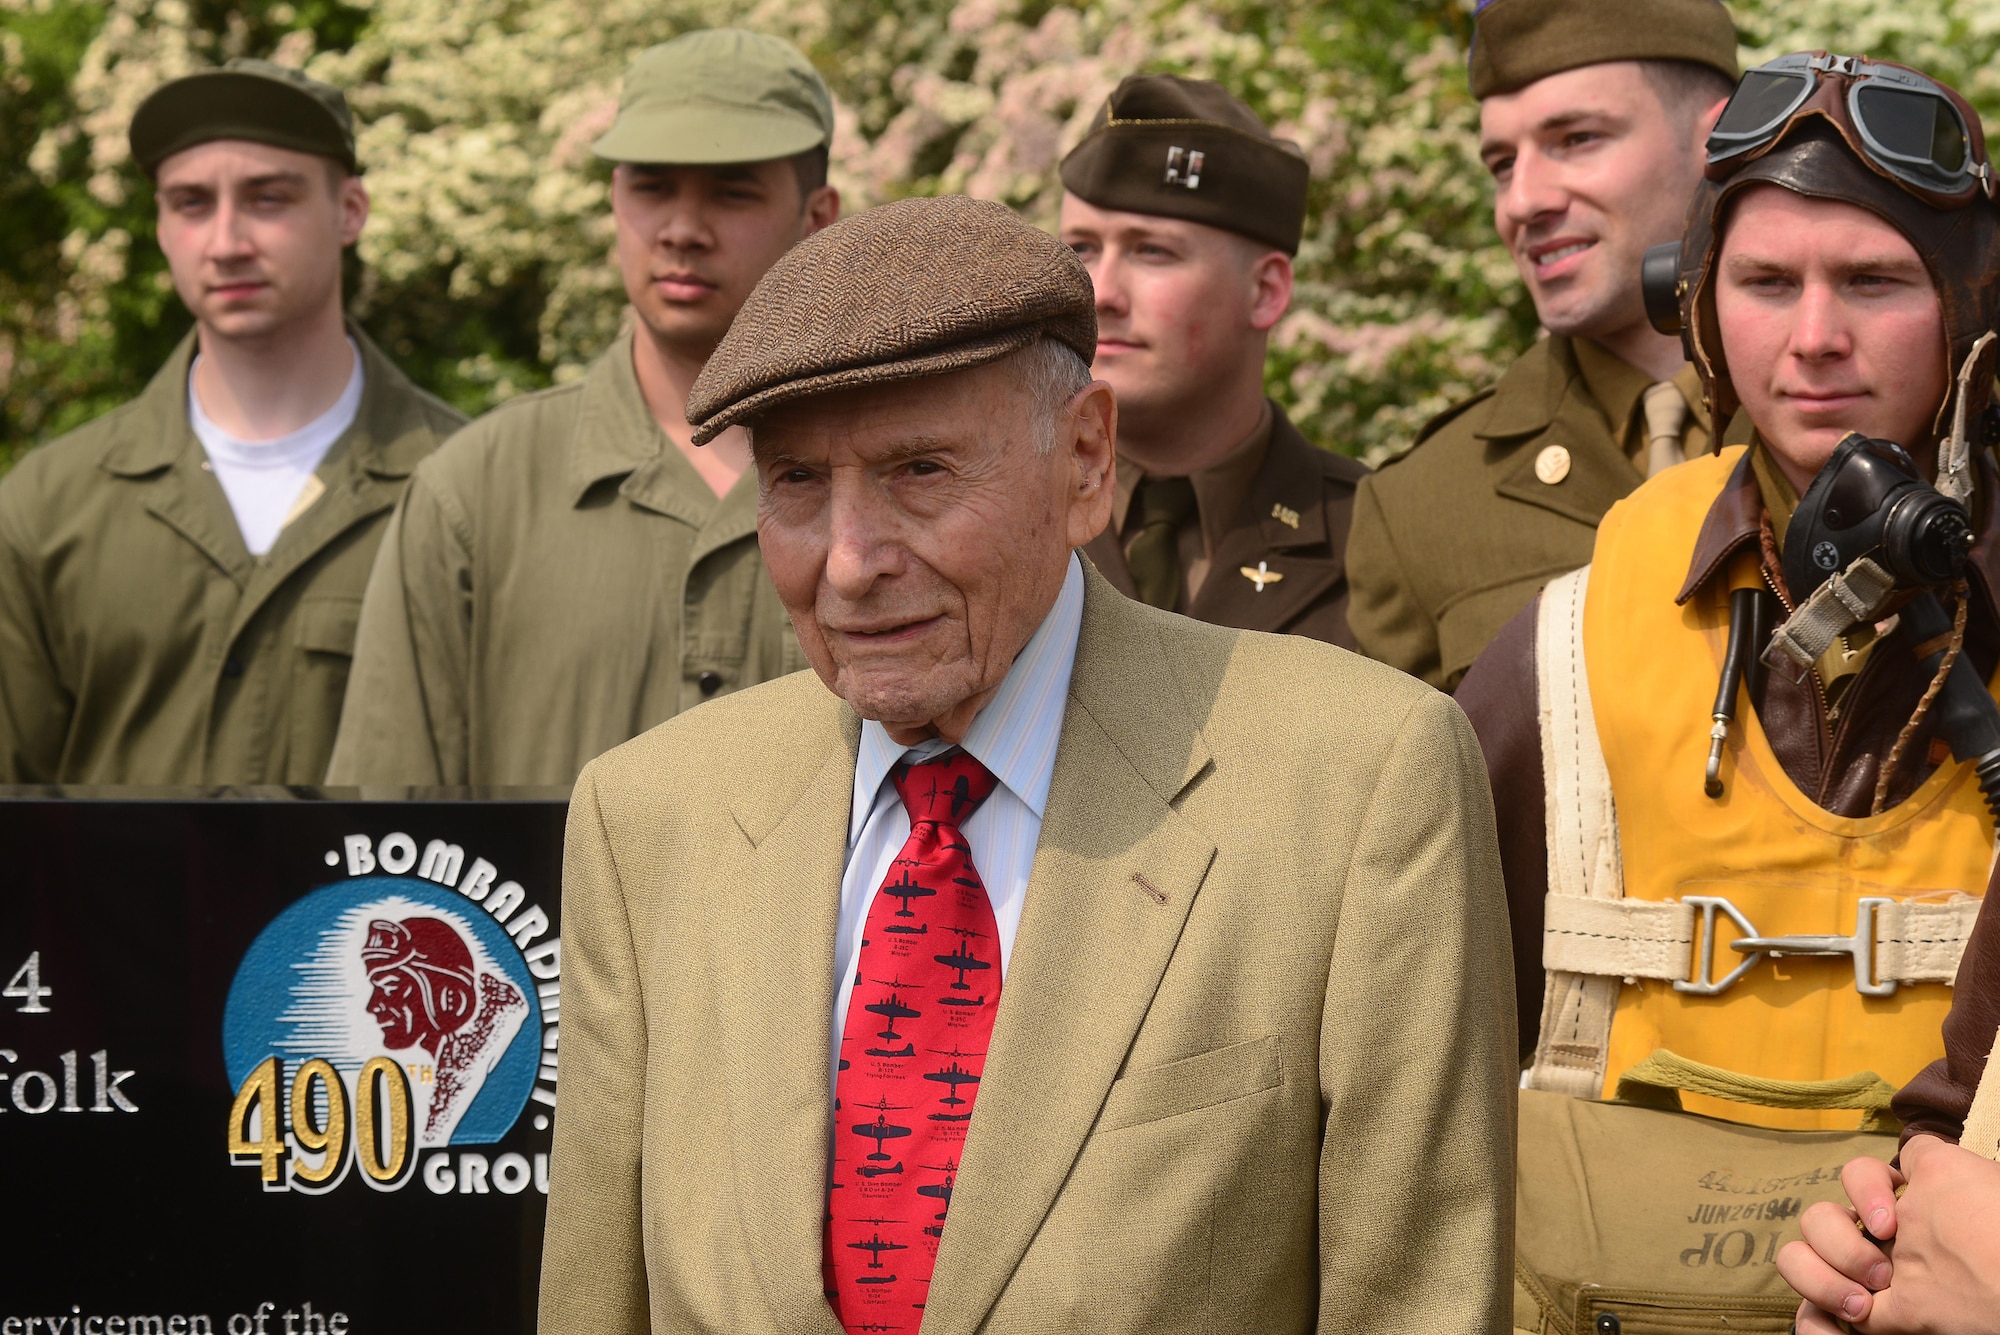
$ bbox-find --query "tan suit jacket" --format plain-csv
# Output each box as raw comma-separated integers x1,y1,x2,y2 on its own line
540,561,1517,1334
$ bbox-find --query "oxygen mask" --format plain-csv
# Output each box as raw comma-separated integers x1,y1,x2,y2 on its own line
1722,432,2000,822
1778,433,1973,616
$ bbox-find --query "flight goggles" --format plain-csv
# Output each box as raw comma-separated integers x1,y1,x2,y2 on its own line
1706,52,1994,205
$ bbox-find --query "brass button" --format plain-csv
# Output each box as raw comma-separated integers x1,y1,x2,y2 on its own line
1534,445,1572,485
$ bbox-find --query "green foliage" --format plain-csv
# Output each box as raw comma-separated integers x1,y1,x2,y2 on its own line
5,0,2000,475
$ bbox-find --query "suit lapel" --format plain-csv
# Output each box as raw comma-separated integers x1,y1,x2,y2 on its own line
721,702,861,1335
922,573,1218,1335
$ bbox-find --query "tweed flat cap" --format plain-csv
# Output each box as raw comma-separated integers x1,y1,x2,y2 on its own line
1469,0,1738,100
685,195,1096,444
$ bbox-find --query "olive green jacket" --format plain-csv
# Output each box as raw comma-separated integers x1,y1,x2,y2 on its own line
1345,336,1723,691
326,332,806,788
0,327,464,784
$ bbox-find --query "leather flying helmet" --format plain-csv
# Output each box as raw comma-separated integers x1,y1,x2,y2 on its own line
1645,53,2000,500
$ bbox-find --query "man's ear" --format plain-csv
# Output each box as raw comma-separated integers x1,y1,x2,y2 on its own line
1064,379,1118,548
1694,94,1729,155
803,185,841,237
339,175,371,248
1248,250,1293,333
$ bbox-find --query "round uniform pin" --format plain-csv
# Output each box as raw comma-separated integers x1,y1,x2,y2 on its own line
1535,445,1571,485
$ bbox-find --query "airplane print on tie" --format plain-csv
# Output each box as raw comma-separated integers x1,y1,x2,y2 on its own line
825,750,1002,1333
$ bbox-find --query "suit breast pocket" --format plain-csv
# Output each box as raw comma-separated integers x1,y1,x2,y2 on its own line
1097,1035,1282,1133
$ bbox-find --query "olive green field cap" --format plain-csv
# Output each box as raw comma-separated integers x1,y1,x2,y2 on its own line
1060,74,1309,254
130,58,357,176
593,29,834,166
1469,0,1739,100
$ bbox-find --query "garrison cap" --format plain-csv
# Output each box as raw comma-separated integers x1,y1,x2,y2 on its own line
593,29,834,165
685,195,1096,444
1059,74,1310,254
130,59,357,176
1468,0,1739,100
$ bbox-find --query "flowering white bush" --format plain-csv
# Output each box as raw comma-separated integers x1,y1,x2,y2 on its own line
4,0,1999,465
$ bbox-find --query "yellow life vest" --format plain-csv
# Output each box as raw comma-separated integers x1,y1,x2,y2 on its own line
1584,446,1993,1129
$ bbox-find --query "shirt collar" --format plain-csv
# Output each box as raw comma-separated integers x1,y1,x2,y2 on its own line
849,552,1085,846
1109,399,1274,541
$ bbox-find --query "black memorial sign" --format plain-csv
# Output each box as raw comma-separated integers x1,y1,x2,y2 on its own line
0,795,568,1333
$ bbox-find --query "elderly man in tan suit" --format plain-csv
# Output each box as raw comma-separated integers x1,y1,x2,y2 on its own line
539,195,1517,1334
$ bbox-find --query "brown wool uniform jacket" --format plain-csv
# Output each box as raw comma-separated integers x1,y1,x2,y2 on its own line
1346,336,1724,691
540,561,1518,1335
1082,401,1368,646
1896,859,2000,1145
326,332,806,788
0,327,462,785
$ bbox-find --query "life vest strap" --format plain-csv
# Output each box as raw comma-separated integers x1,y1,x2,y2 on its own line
1963,1022,2000,1160
1527,566,1625,1097
1542,891,1981,995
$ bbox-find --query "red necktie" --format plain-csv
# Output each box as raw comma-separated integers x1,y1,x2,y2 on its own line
825,750,1002,1331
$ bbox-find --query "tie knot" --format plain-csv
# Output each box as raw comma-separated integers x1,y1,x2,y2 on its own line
1135,474,1198,530
891,750,998,828
1643,380,1688,443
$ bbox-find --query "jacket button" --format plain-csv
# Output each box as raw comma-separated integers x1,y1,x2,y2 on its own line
222,658,246,678
697,670,723,696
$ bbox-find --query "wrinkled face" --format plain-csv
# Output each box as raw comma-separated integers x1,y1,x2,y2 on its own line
611,160,832,358
753,359,1116,732
1057,195,1288,420
1715,187,1948,488
1480,62,1707,340
155,139,364,341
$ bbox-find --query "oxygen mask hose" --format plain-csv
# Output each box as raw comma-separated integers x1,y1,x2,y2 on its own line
1889,585,2000,824
1706,587,1778,798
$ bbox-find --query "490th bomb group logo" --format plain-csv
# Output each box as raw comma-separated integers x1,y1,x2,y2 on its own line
221,833,560,1195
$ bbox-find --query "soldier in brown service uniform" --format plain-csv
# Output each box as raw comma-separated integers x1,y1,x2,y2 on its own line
328,30,838,787
1058,75,1366,644
0,61,463,784
1344,0,1740,689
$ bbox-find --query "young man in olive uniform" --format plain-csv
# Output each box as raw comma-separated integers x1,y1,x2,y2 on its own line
0,61,464,785
1058,75,1367,645
1345,0,1739,689
327,30,838,787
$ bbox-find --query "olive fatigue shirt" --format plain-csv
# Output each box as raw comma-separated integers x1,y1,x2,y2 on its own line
0,326,464,784
1345,334,1722,690
326,331,807,788
1082,400,1368,646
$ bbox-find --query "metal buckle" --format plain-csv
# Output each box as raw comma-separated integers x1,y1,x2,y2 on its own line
1811,53,1862,76
1164,146,1204,190
1673,895,1897,997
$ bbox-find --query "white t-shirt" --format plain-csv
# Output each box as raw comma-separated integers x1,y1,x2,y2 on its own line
189,341,363,556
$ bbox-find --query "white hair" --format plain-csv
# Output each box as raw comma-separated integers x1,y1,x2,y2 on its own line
1011,336,1095,454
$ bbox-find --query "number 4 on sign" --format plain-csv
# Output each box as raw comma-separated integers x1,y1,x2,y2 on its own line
4,952,50,1014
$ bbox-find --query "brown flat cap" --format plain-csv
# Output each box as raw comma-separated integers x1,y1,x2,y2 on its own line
1060,74,1309,254
1469,0,1738,100
686,195,1096,444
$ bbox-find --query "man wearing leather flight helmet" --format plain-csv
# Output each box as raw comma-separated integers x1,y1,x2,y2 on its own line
1457,52,2000,1123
